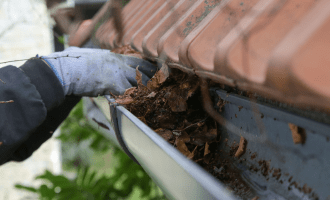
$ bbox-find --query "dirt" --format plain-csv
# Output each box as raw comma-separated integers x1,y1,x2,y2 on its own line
258,160,271,177
251,153,257,160
272,168,281,180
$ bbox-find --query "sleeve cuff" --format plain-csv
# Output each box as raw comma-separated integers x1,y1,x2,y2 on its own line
19,58,65,111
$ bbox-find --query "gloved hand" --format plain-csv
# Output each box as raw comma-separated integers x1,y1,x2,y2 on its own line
40,47,157,97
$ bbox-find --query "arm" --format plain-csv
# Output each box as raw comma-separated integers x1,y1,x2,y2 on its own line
0,59,66,165
0,48,156,165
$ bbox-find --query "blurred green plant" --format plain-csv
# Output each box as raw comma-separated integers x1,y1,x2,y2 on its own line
57,36,64,45
15,100,167,200
121,0,130,7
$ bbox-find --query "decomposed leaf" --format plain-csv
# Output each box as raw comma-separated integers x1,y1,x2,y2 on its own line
204,142,210,156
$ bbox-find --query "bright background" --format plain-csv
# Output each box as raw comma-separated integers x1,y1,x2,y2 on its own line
0,0,63,199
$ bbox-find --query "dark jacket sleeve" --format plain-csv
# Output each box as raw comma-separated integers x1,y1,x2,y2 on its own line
0,58,80,165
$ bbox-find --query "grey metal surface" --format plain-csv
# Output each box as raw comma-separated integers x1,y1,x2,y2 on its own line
86,89,330,200
115,106,235,200
212,89,330,200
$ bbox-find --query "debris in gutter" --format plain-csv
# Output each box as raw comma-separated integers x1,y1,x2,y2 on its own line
235,136,247,158
147,63,170,91
288,123,306,144
92,118,109,130
111,45,254,199
147,91,157,98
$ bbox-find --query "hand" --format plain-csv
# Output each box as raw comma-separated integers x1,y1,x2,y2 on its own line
41,47,157,97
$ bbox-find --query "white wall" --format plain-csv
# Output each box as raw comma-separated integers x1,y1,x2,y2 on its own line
0,0,62,199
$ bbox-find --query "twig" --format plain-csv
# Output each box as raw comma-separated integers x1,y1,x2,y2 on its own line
0,79,5,84
172,117,208,133
200,78,267,143
0,55,81,65
0,100,14,104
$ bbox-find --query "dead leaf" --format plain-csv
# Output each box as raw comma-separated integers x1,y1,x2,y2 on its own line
180,82,190,90
155,129,173,142
0,141,2,146
180,131,190,143
136,67,144,89
147,63,170,90
112,45,144,59
235,136,247,158
205,129,217,141
204,142,210,156
288,123,306,144
147,91,157,98
175,139,191,157
124,87,137,96
187,81,200,99
114,96,134,105
187,146,198,159
204,153,212,164
165,91,187,112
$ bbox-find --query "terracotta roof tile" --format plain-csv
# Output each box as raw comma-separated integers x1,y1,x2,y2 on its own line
141,0,197,58
90,0,330,111
111,0,160,48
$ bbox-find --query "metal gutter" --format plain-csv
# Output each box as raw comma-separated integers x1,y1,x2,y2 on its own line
84,88,330,199
82,97,121,149
85,95,236,200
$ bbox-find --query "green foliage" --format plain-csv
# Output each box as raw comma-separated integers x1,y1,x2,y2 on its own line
121,0,130,7
15,100,167,200
15,150,165,200
57,100,110,153
57,36,64,45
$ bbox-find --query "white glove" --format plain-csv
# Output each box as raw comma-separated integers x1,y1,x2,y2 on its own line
41,47,157,97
